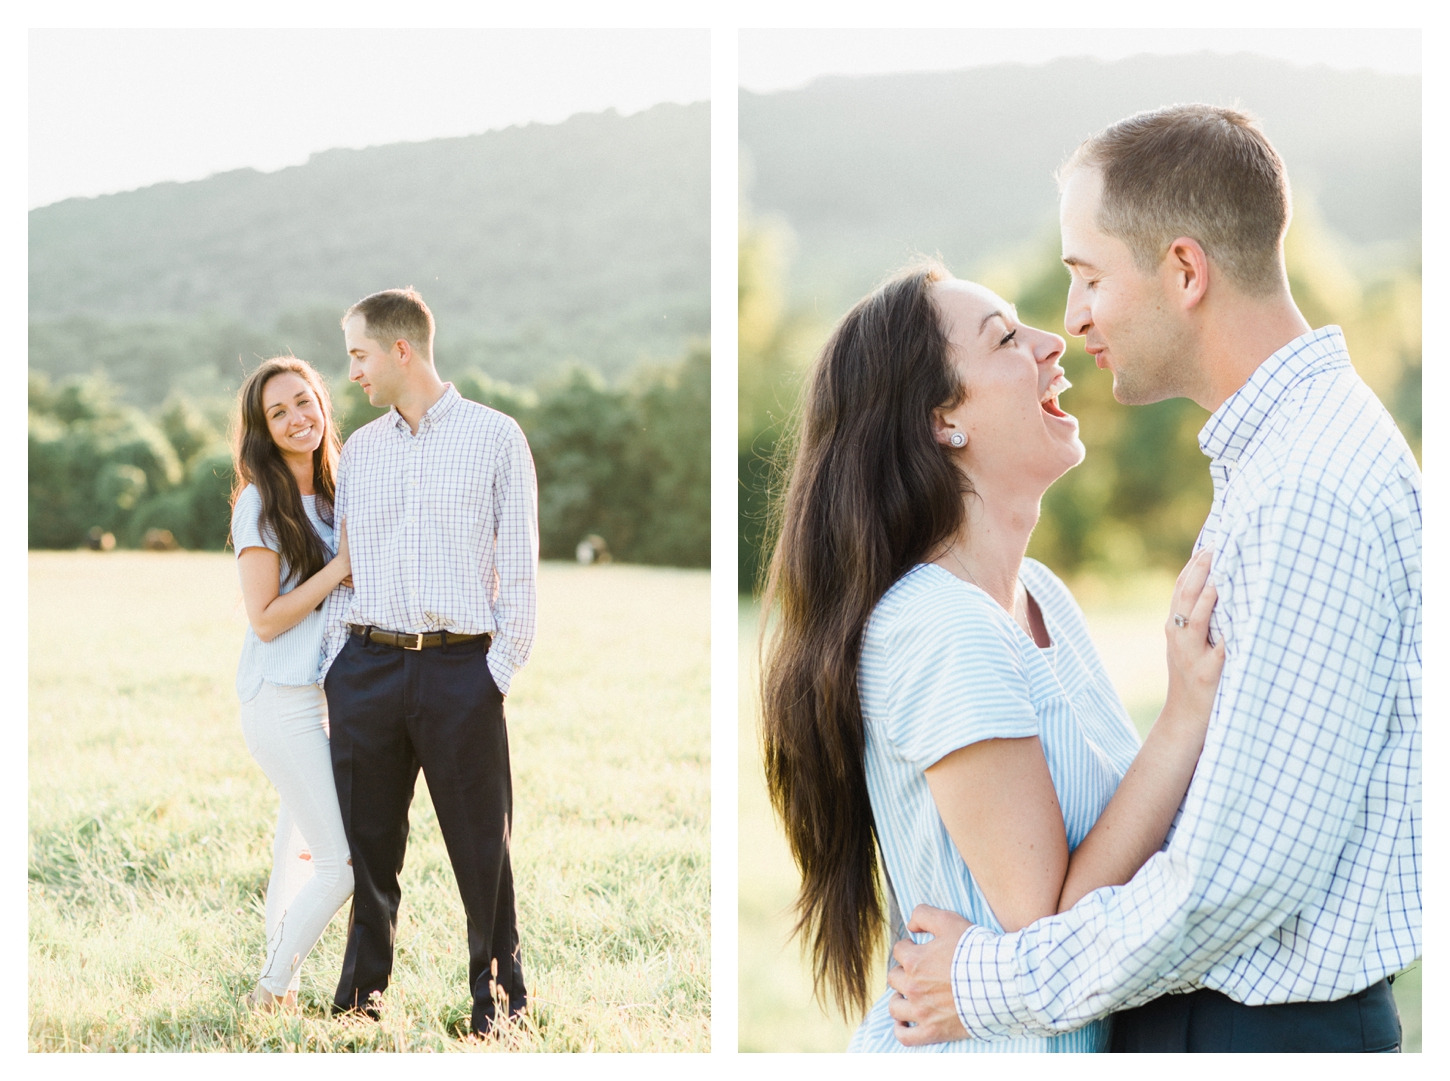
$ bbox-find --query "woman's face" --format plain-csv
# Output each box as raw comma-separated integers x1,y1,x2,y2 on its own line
930,279,1084,495
261,371,326,463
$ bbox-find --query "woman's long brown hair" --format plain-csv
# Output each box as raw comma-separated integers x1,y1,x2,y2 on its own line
231,356,341,589
759,263,973,1017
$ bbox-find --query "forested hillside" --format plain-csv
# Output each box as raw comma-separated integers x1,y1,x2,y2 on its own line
31,101,709,395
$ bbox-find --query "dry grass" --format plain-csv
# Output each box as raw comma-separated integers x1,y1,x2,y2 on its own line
29,553,709,1052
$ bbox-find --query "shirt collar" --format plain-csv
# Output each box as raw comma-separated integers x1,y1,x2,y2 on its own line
1198,325,1350,463
389,383,462,435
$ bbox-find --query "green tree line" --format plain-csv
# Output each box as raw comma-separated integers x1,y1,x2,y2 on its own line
739,204,1421,593
30,345,709,568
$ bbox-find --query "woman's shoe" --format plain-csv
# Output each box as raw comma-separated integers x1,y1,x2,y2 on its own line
247,984,299,1012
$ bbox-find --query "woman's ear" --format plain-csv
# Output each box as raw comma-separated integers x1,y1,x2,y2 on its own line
932,409,967,449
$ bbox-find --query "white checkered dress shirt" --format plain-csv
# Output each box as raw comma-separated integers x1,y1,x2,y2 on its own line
319,384,539,695
952,326,1421,1038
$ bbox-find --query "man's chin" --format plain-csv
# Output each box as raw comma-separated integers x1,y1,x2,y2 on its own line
1111,375,1174,407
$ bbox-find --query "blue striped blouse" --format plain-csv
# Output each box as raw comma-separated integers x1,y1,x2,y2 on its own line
231,484,335,703
849,559,1141,1053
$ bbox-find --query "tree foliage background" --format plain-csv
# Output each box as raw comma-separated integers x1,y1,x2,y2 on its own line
29,103,709,568
738,56,1420,593
30,346,708,567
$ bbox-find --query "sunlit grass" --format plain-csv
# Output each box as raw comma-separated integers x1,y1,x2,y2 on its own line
29,553,709,1052
738,581,1421,1052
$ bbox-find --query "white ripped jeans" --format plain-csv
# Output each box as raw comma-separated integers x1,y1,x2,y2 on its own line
239,681,354,997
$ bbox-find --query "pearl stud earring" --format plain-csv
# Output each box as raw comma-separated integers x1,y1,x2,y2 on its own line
949,432,966,448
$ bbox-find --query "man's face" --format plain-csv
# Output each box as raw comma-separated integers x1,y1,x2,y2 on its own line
1059,167,1191,405
344,314,404,407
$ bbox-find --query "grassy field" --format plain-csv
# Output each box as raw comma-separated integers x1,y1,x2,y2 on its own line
29,553,709,1052
739,579,1422,1052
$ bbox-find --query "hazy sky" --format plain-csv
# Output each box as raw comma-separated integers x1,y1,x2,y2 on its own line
740,28,1421,93
29,28,711,209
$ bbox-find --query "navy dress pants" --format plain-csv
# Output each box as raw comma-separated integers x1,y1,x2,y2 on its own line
1110,979,1401,1052
324,630,525,1036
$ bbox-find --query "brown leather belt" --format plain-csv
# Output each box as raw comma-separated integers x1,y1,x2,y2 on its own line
350,624,492,651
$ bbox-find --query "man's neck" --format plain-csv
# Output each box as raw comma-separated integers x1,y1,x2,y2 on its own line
1196,292,1312,413
393,374,448,434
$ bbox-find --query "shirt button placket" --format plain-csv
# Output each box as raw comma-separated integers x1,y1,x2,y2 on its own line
407,436,421,620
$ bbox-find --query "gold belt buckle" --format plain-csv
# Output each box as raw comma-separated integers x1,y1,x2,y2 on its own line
403,632,425,650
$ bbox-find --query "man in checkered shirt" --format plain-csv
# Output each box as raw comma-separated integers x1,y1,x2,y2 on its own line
888,106,1420,1052
319,288,538,1038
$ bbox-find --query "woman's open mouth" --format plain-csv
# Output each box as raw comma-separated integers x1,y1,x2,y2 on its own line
1040,373,1072,418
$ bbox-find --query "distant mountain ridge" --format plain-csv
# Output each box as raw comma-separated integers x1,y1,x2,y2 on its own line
30,101,709,392
741,54,1420,309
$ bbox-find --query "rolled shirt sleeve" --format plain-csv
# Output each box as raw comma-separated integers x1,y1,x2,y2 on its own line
484,419,539,695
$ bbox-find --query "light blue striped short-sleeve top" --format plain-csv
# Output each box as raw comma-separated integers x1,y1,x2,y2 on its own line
231,484,335,703
849,559,1142,1053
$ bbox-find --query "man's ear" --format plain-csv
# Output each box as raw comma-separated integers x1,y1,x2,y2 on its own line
393,338,413,367
1165,236,1210,310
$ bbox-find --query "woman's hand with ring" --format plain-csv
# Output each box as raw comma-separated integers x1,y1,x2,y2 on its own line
1161,548,1225,739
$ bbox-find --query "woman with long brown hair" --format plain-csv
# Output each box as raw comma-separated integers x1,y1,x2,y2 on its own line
760,265,1224,1051
230,355,354,1010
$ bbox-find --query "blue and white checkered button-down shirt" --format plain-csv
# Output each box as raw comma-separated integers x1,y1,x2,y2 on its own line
319,384,539,694
952,326,1421,1037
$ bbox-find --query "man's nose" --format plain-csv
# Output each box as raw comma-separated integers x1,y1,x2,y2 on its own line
1063,289,1090,338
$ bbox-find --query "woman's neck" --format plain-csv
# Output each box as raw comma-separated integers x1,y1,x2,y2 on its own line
281,451,316,496
935,482,1042,613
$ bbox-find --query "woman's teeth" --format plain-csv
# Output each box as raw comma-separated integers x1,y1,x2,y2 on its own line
1041,375,1071,417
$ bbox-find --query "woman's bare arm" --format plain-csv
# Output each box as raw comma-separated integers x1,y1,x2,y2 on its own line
924,550,1223,932
238,518,350,643
924,736,1068,932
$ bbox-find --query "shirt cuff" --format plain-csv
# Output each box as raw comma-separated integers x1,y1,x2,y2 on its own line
488,650,515,696
952,924,1033,1041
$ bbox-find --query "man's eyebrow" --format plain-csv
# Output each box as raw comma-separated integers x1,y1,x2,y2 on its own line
1062,255,1096,270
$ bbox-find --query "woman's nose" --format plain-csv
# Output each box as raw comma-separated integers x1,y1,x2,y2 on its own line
1037,330,1066,366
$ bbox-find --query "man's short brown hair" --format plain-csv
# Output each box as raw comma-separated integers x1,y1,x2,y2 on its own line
344,287,435,361
1061,104,1291,297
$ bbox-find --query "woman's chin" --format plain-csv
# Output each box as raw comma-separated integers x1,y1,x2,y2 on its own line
1051,440,1087,480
